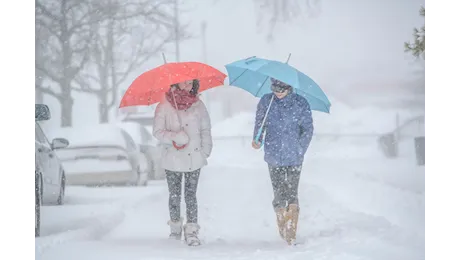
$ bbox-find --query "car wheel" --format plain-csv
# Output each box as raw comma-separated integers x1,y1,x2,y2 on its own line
35,172,43,237
57,172,66,205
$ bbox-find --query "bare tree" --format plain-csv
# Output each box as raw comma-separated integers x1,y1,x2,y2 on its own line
74,0,185,123
35,0,104,126
253,0,321,40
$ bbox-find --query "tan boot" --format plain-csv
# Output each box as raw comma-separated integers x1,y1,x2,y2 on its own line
275,207,287,240
284,204,299,245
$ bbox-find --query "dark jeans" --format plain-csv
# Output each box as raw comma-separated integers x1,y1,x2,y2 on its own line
165,169,201,223
268,165,302,210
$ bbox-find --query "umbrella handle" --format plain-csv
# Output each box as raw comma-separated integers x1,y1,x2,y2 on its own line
254,94,274,149
254,127,265,148
260,95,274,128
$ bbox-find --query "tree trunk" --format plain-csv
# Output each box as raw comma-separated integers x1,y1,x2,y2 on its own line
99,101,110,123
95,20,115,125
59,75,74,127
60,97,73,127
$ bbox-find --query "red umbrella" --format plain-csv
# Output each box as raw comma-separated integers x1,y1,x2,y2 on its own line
119,61,227,108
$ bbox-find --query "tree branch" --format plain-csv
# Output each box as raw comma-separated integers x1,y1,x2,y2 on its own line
35,63,62,84
404,6,425,59
36,85,60,99
35,1,60,21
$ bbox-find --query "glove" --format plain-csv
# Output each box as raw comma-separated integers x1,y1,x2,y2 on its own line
173,130,189,145
173,141,187,150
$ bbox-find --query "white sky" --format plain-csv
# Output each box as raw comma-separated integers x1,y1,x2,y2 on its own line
40,0,425,128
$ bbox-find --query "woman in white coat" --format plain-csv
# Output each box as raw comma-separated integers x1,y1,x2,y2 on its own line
152,79,212,246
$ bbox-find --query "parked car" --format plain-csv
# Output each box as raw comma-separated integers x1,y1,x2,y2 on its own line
35,104,69,237
50,124,149,186
35,122,70,204
32,104,51,239
117,121,164,180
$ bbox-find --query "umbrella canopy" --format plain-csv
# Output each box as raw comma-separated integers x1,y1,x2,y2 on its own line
120,61,227,108
225,56,331,113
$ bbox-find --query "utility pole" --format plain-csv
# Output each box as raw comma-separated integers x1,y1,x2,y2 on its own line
201,21,207,63
201,20,211,114
174,0,180,62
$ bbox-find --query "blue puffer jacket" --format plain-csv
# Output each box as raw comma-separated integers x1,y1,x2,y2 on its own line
253,92,314,167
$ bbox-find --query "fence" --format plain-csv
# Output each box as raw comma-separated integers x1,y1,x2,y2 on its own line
378,115,425,165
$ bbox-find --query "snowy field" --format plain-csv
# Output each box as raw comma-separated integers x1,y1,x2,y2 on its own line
36,134,424,260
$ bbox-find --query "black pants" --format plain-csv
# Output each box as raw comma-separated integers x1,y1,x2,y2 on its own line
165,169,201,223
268,165,302,210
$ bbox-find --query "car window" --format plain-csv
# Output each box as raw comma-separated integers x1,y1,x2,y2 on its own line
35,123,50,146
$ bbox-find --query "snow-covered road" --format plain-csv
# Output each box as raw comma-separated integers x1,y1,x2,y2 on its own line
36,145,424,260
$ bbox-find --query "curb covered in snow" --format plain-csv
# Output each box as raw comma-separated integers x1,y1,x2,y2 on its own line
35,191,159,257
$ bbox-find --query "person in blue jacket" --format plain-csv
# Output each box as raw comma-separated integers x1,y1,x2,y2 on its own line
252,78,314,245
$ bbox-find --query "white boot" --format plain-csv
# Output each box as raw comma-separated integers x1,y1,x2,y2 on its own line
167,218,183,240
183,223,201,246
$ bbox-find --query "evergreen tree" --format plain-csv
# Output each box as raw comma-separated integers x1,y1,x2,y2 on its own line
404,6,425,59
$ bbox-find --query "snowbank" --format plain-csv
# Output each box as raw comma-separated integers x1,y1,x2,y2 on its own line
212,112,255,137
313,97,422,135
211,96,422,137
35,187,163,256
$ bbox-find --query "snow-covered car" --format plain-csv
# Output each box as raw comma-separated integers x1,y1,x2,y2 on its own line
35,122,70,204
35,104,70,237
117,121,164,180
32,104,51,239
50,124,149,186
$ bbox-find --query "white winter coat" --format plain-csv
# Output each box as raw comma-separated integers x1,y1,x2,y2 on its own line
152,98,212,172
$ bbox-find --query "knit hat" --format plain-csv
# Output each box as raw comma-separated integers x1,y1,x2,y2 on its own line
270,78,292,93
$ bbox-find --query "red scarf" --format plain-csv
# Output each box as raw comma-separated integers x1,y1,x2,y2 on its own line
165,88,199,110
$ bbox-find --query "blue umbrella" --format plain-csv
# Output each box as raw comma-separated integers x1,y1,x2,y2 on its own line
225,55,331,146
224,55,331,113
